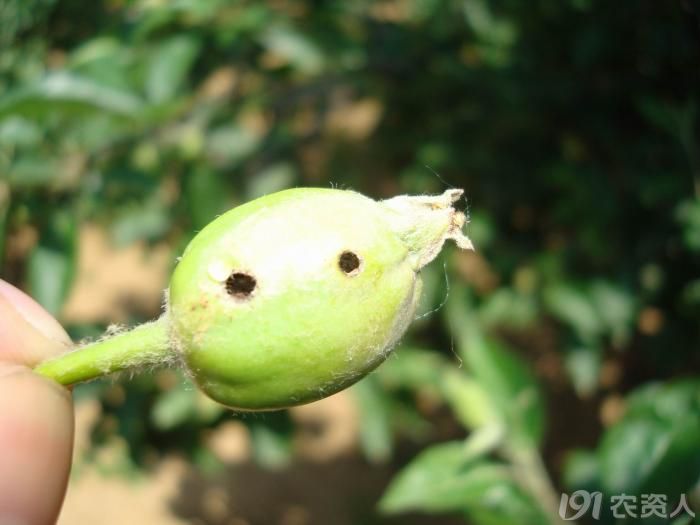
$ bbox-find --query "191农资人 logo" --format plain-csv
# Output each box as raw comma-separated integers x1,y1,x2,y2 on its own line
559,491,695,521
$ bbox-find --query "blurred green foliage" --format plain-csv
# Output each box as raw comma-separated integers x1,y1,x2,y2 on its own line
1,0,699,523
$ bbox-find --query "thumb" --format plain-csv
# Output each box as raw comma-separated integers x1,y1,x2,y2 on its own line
0,279,74,525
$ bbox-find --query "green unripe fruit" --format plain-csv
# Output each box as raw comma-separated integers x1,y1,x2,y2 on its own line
35,188,473,411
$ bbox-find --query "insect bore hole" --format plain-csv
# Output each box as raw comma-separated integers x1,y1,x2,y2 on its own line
226,272,257,298
339,251,362,275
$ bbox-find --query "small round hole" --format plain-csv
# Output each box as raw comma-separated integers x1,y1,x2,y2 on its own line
339,251,361,275
226,272,257,298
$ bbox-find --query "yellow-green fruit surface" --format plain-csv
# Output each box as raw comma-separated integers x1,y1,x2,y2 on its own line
169,188,425,410
167,188,468,410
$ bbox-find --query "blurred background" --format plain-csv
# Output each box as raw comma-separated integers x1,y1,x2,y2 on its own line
1,0,700,524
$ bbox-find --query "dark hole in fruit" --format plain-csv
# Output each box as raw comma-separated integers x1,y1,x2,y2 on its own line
339,251,361,274
226,272,256,297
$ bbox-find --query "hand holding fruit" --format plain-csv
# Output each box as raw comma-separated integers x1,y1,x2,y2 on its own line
0,280,74,524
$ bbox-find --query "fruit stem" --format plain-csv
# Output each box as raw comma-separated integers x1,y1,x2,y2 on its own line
34,318,171,386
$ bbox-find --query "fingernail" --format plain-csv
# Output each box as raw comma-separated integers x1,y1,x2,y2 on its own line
0,280,71,346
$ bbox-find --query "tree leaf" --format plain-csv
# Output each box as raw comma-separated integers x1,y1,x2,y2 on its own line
599,379,700,496
448,291,545,449
379,440,479,513
353,375,393,464
0,116,41,146
625,379,700,421
478,287,538,329
261,25,324,74
564,345,602,397
375,346,450,392
442,370,501,430
146,35,201,103
246,163,296,200
381,441,547,525
600,415,700,497
461,476,550,525
562,449,601,493
6,156,61,187
589,280,636,346
544,282,603,342
110,199,170,246
151,385,196,431
676,199,700,253
205,125,260,168
185,167,231,231
248,412,294,470
0,72,144,119
27,208,77,316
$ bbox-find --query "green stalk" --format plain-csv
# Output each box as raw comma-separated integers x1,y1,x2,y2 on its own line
34,318,170,386
507,445,571,525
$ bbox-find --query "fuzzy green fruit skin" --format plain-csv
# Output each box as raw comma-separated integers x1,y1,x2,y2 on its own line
33,187,470,401
169,188,422,410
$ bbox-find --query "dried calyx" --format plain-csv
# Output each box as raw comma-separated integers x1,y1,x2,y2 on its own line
380,189,473,269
